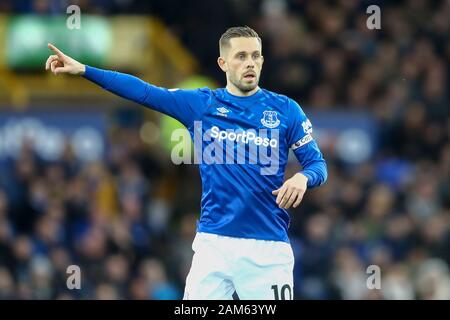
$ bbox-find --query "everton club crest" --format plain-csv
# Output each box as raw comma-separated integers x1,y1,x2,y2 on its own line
261,110,280,129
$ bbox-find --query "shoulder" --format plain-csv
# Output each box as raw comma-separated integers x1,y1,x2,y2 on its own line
210,87,227,98
171,87,213,103
260,89,303,113
260,88,289,105
198,87,214,94
166,86,212,95
186,86,214,98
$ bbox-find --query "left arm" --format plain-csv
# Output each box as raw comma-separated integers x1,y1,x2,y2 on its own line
272,100,328,209
293,140,328,189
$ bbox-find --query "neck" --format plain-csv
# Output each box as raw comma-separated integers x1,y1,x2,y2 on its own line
226,83,259,97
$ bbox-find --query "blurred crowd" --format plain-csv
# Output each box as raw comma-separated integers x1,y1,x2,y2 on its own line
0,0,449,299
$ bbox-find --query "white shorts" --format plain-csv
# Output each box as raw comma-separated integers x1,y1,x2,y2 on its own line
183,232,294,300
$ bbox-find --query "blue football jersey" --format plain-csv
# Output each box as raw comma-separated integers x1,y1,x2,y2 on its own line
84,66,327,242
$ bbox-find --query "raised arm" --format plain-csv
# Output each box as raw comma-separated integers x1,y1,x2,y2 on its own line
45,43,208,127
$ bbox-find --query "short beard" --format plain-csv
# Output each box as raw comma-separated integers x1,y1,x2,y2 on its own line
230,75,258,93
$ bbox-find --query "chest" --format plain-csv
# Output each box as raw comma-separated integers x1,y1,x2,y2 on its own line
200,98,289,137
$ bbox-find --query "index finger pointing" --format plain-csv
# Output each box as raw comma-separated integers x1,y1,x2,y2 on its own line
48,43,64,58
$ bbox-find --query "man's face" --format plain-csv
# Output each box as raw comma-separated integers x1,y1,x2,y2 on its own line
219,37,264,93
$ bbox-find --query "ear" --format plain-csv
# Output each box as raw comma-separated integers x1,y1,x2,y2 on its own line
217,56,228,72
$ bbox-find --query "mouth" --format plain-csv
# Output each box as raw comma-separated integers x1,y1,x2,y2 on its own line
243,73,256,80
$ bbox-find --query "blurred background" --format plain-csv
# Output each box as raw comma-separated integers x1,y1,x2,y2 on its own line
0,0,449,300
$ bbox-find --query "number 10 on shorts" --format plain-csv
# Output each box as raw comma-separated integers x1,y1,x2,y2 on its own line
271,284,292,300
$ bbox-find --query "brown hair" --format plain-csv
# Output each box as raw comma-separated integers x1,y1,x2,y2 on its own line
219,26,261,54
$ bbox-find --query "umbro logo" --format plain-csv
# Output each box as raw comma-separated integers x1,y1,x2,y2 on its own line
215,106,230,117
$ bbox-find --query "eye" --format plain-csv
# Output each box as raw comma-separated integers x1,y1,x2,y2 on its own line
252,53,260,59
238,53,246,60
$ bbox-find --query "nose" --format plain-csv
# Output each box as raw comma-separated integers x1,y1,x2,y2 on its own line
246,58,255,68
